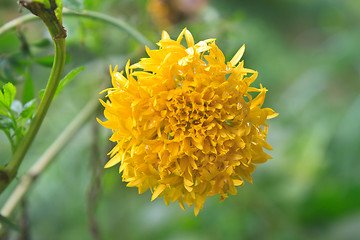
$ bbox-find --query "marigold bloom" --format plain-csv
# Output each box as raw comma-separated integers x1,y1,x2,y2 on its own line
99,28,278,215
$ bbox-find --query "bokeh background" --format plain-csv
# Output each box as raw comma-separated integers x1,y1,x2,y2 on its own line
1,0,360,239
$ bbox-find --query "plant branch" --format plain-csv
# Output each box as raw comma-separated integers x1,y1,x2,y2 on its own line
87,108,104,240
0,97,99,221
0,1,67,194
0,8,155,49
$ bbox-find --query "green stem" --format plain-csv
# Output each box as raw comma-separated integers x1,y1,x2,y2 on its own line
0,5,153,194
0,97,99,221
0,38,66,194
6,38,65,173
6,107,21,148
0,8,155,49
0,1,67,194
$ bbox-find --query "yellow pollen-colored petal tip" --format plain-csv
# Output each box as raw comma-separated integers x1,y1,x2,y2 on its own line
151,184,166,201
161,30,170,40
230,44,245,66
176,27,187,43
184,29,195,47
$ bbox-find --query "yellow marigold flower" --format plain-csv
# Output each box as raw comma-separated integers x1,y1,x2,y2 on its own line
99,28,278,216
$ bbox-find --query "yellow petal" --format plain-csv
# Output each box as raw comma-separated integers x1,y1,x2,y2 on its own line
233,179,244,186
104,153,121,168
250,88,267,110
194,195,206,216
179,200,185,211
265,108,279,119
119,161,127,173
151,184,166,201
177,28,187,43
230,44,245,66
162,30,170,40
127,177,144,187
184,29,194,47
194,206,200,216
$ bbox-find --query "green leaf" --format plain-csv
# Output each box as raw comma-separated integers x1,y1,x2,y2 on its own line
0,115,13,129
20,99,36,120
0,83,16,109
34,54,70,68
0,214,20,232
0,108,8,116
34,55,55,68
23,73,35,103
55,66,85,97
32,38,52,48
55,0,64,24
39,66,83,100
0,54,31,84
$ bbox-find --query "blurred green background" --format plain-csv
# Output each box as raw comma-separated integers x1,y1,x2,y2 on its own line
1,0,360,239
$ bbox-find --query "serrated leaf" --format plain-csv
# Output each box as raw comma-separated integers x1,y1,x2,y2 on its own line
20,99,36,119
0,214,20,232
1,83,16,109
55,66,85,97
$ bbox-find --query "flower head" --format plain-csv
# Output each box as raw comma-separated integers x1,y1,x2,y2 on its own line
99,28,278,215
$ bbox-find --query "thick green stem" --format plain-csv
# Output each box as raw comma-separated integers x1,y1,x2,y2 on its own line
0,1,67,194
7,38,65,172
0,38,66,194
0,5,153,194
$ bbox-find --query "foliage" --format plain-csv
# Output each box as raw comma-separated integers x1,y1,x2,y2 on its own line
0,82,36,152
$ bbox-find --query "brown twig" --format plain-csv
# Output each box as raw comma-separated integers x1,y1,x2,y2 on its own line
87,106,104,240
18,200,30,240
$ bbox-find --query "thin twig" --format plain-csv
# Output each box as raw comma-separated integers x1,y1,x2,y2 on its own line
87,106,103,240
0,8,155,49
18,200,30,240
